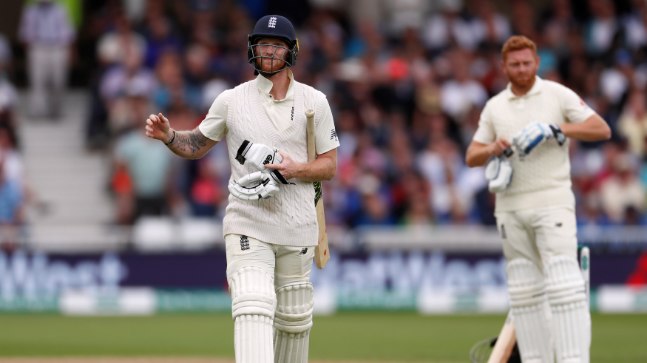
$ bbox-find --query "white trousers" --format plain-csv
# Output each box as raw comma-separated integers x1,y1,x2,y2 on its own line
495,206,578,264
27,45,69,118
225,234,315,292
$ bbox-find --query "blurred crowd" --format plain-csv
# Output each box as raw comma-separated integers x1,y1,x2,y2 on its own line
2,0,647,238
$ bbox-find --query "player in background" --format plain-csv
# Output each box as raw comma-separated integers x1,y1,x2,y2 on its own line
145,15,339,363
465,35,611,362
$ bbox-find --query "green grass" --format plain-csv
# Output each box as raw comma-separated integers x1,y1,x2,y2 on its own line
0,312,646,362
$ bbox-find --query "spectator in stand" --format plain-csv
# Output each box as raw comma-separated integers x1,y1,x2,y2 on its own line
617,88,647,157
100,48,157,136
440,48,488,125
583,0,619,57
599,152,645,223
620,0,647,52
354,173,396,227
187,158,224,217
96,9,146,69
394,169,434,225
0,156,24,250
141,15,183,69
509,0,539,41
417,136,469,223
471,0,512,47
152,50,202,113
0,40,30,243
422,0,480,54
87,7,147,149
0,125,23,188
18,0,75,119
182,43,218,107
577,194,613,227
111,83,174,224
0,34,17,133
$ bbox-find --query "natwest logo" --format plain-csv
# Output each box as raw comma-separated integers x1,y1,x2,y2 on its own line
0,250,128,303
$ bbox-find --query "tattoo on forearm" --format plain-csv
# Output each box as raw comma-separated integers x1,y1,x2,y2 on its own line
169,128,209,157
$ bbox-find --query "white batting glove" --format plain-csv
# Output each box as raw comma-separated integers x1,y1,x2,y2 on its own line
512,123,565,157
234,140,291,184
485,156,513,193
228,171,280,200
235,140,282,170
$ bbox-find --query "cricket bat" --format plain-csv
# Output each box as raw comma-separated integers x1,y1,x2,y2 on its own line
488,312,516,363
306,109,330,269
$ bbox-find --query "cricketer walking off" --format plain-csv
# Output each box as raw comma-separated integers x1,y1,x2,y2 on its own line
145,14,339,363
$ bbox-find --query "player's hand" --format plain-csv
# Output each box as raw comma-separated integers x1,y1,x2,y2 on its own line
235,141,292,184
489,139,512,158
265,151,298,181
145,113,173,143
512,122,565,157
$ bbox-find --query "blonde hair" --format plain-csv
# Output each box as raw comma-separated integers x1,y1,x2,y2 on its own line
501,35,537,61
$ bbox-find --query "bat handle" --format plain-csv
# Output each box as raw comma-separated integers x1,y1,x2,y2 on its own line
306,109,314,118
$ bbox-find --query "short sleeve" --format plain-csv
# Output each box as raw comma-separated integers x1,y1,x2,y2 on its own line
198,89,232,141
559,84,595,124
472,102,496,144
314,96,339,154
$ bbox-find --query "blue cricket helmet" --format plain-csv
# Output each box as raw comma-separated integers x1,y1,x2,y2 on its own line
247,15,299,72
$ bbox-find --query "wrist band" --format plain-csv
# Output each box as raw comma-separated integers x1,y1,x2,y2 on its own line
165,130,176,145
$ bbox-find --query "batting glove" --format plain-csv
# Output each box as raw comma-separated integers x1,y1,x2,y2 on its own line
235,140,290,184
512,123,565,157
228,171,280,200
485,156,513,193
235,140,281,168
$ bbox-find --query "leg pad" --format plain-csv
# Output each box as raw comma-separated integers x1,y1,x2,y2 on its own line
507,258,554,363
273,282,314,363
229,267,276,363
546,256,591,363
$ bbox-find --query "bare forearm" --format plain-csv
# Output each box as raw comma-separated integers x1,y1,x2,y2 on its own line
561,115,612,142
466,139,512,167
165,128,216,159
294,157,336,182
466,145,491,167
265,149,337,182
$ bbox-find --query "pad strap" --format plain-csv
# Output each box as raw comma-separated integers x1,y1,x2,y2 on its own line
235,140,252,164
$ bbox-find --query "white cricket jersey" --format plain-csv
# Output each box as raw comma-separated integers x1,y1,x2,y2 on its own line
473,76,595,212
199,73,339,246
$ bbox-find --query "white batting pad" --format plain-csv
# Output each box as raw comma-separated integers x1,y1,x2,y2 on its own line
235,314,274,362
507,259,554,363
274,282,314,363
546,256,591,363
229,266,276,363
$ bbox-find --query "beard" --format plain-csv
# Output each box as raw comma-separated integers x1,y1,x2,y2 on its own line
255,57,286,75
509,72,535,89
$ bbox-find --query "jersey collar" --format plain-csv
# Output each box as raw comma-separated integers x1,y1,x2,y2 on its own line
505,75,543,99
255,71,295,102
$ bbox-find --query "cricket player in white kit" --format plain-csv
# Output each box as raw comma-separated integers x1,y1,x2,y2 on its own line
145,15,339,363
466,35,611,363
